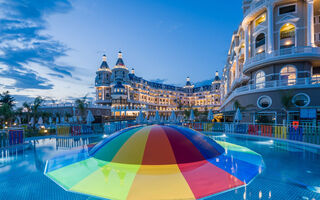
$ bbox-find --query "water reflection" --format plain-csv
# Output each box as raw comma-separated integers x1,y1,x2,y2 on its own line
0,134,319,200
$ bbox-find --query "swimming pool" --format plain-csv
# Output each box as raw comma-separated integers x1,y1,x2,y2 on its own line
0,133,319,200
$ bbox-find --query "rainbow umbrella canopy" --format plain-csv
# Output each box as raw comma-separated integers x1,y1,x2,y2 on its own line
45,125,264,200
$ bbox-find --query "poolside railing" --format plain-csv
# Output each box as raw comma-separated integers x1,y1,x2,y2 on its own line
180,122,320,145
0,128,24,148
1,121,319,148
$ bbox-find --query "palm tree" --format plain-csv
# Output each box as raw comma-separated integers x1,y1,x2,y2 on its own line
23,102,32,123
30,97,44,128
0,103,14,125
281,92,293,125
75,95,88,122
0,91,15,125
0,91,15,108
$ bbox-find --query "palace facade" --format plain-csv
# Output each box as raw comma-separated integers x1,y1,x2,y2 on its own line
95,52,221,118
220,0,320,124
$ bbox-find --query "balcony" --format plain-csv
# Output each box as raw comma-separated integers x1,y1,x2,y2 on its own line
221,76,320,109
244,47,320,73
243,0,266,17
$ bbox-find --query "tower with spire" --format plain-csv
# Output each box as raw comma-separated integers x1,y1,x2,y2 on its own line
96,54,112,85
95,54,112,105
212,71,221,91
111,51,129,83
184,77,194,88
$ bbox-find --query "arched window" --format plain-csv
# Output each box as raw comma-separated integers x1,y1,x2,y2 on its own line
255,70,266,89
280,23,295,48
280,65,296,85
256,33,266,50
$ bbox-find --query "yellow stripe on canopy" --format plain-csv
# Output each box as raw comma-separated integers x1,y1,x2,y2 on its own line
127,164,196,200
112,126,152,164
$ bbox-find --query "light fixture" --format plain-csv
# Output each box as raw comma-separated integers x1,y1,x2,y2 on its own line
285,40,292,46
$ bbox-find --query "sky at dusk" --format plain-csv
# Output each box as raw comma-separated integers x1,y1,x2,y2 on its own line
0,0,243,104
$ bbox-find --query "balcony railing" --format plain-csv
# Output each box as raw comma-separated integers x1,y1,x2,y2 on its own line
222,76,320,108
244,47,320,72
243,0,266,16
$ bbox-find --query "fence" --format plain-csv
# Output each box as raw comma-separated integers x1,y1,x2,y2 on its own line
0,129,24,148
104,121,137,135
181,122,320,145
56,124,94,137
2,121,319,147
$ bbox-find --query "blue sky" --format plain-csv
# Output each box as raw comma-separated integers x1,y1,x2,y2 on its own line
0,0,242,104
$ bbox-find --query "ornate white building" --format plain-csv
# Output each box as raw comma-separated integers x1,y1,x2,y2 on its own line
95,52,221,118
220,0,320,124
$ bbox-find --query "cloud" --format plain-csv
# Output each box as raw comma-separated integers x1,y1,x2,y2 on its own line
0,0,74,90
0,69,54,89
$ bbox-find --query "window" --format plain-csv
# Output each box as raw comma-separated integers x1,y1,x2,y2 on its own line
255,71,266,89
255,13,266,27
255,33,266,54
257,96,272,109
280,23,295,48
279,5,296,15
312,66,320,80
292,93,310,107
280,65,296,85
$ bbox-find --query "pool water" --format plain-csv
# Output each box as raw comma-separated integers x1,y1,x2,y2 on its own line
0,134,319,200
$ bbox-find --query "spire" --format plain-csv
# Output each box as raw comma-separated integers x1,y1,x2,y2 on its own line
185,76,192,87
99,54,110,71
115,51,126,67
213,70,221,82
118,51,122,59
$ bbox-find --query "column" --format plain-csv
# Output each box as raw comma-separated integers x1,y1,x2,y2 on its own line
244,25,250,63
307,0,315,46
267,3,274,53
235,55,239,79
102,87,105,101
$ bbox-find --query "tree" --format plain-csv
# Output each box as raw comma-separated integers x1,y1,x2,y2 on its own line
32,97,44,118
0,91,15,125
0,91,15,108
23,102,32,123
75,95,88,122
281,92,294,125
0,103,14,124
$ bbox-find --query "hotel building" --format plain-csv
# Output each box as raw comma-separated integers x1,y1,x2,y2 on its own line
220,0,320,124
95,52,221,118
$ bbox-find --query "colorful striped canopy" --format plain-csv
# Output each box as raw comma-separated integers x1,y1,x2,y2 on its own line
45,125,264,200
